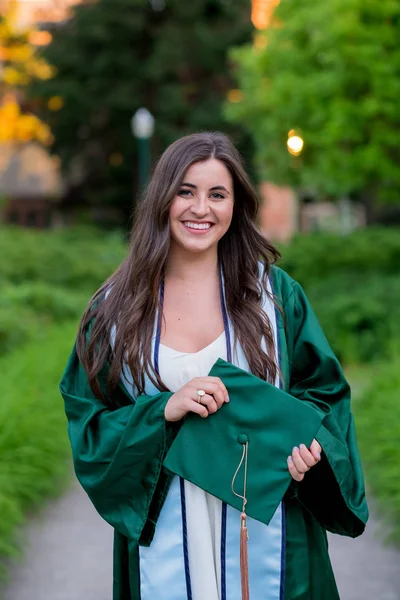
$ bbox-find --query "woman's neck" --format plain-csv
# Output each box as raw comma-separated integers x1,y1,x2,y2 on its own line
165,245,219,284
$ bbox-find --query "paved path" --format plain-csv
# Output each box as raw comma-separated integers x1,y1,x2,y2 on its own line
2,478,400,600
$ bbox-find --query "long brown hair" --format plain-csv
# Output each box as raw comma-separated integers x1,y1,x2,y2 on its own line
77,132,280,406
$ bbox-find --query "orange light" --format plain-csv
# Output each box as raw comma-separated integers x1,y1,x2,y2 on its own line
251,0,280,30
28,31,53,46
227,89,243,103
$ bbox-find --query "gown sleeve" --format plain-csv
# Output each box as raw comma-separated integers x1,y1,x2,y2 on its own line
59,343,174,545
286,280,369,537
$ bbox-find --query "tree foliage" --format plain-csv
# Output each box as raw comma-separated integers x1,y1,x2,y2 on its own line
0,1,54,144
29,0,254,221
226,0,400,203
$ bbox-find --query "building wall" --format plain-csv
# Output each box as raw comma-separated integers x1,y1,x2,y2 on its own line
258,181,298,242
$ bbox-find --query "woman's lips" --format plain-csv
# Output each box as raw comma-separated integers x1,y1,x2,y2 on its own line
181,221,215,234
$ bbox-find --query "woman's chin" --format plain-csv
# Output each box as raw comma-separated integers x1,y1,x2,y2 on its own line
174,237,217,255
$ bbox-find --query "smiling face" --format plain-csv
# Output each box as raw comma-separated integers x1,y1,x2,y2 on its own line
169,158,234,256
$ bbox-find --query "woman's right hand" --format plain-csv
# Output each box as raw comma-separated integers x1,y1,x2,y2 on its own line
164,377,229,422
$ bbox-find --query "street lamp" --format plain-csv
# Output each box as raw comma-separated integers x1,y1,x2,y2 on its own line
131,108,155,193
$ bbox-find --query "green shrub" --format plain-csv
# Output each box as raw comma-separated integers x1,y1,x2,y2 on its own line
0,226,126,290
0,322,76,568
0,307,37,356
278,228,400,365
305,273,400,364
0,284,88,356
353,358,400,542
0,283,88,321
0,225,125,355
279,227,400,288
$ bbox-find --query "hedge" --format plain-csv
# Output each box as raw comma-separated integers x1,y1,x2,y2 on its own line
279,228,400,365
0,226,125,356
279,226,400,287
0,226,126,289
0,322,77,573
353,358,400,543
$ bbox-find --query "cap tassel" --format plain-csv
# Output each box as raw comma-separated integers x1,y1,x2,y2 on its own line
232,441,250,600
240,512,250,600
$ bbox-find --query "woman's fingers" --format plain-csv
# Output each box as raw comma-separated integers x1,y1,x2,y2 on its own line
299,443,318,467
191,380,226,408
287,456,304,482
188,400,209,419
204,376,229,401
193,377,229,404
197,393,218,414
165,376,229,423
310,439,322,461
205,384,225,408
291,446,310,474
288,441,322,481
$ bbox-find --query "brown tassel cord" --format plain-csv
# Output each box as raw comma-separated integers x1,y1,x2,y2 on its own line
232,442,250,600
240,512,250,600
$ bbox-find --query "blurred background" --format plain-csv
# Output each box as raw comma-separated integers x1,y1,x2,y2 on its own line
0,0,399,598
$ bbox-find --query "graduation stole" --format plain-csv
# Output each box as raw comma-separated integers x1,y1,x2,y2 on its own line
157,269,253,596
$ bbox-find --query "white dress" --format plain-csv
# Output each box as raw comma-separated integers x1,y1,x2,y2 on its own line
158,332,227,600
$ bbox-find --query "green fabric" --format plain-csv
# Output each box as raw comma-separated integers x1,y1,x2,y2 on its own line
164,358,325,526
272,266,368,599
59,264,368,600
275,268,368,536
59,345,174,544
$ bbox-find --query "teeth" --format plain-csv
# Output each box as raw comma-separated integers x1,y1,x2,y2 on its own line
184,222,212,230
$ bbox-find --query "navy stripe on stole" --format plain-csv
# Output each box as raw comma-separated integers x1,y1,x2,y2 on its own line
219,271,232,364
180,477,193,600
220,502,227,600
270,274,287,600
219,268,230,600
280,503,287,600
154,279,165,375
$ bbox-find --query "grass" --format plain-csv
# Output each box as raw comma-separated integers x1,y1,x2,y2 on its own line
0,321,78,573
349,360,400,544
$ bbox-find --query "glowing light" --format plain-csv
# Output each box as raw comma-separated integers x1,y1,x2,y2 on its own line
251,0,280,30
287,133,304,156
28,30,53,46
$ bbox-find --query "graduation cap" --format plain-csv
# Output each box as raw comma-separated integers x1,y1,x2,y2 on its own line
164,358,325,599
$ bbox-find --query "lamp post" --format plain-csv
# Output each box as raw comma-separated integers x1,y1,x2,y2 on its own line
131,108,155,194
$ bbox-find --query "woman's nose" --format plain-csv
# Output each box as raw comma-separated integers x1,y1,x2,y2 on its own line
190,195,210,217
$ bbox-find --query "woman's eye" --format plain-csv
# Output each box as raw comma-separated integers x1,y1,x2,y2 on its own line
211,193,224,199
179,189,192,197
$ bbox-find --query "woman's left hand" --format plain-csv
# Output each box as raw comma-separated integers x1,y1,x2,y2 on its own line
287,439,322,482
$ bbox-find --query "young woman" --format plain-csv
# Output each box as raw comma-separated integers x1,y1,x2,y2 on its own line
60,132,368,600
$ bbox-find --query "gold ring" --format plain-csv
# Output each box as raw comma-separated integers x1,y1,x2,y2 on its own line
197,389,206,403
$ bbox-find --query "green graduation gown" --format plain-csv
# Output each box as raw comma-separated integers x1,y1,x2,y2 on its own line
59,265,368,599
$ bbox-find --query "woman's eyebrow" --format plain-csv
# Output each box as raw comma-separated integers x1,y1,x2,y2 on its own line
210,185,230,195
181,182,230,195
